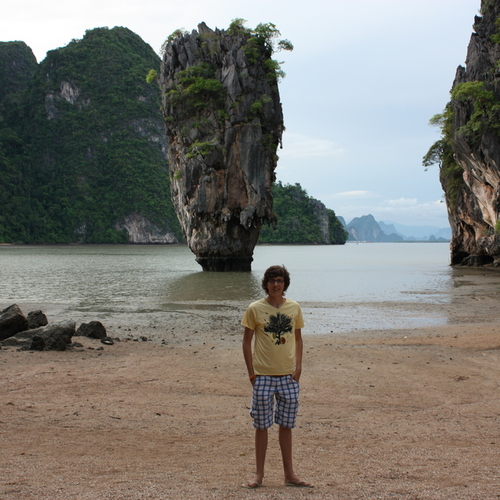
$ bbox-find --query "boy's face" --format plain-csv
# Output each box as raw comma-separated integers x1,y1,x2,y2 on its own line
267,277,285,297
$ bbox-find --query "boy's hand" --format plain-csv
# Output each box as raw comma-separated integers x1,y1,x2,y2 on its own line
292,368,301,382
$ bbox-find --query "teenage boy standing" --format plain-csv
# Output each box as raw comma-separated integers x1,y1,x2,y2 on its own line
242,265,313,489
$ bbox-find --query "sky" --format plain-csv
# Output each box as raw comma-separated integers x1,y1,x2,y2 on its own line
1,0,480,227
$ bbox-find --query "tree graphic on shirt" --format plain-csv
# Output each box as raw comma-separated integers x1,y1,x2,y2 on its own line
264,312,293,345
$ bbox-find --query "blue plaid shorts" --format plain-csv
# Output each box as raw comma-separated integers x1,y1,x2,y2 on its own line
250,375,300,429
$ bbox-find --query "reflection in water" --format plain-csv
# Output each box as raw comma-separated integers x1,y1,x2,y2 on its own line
163,271,262,302
449,266,500,287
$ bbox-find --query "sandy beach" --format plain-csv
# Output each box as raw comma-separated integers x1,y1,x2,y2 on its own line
1,268,500,499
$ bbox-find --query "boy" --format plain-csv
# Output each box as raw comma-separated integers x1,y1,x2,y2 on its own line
241,265,313,489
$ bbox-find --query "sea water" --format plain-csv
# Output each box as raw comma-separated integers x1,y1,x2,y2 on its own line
0,243,452,307
0,243,458,333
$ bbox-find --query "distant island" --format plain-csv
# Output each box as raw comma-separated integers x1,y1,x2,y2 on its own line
339,214,450,243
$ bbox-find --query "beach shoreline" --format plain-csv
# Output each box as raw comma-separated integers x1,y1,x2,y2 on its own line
1,288,500,499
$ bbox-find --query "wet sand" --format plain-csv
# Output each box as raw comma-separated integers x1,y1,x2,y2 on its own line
1,268,500,499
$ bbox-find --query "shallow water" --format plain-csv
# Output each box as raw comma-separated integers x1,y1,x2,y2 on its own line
1,242,466,334
0,242,452,306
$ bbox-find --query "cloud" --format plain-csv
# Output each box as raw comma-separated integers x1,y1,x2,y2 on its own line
280,133,345,159
375,199,449,226
336,191,374,198
376,200,448,226
383,197,419,207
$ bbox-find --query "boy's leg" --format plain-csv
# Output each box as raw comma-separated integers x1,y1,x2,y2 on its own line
275,377,313,487
275,376,299,481
279,425,295,481
246,377,274,487
254,428,268,484
279,426,313,487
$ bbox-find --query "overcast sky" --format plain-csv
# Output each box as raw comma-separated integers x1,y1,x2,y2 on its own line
2,0,480,227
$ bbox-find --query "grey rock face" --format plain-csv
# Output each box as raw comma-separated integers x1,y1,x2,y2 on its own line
114,214,179,244
310,199,330,244
159,23,284,271
445,6,500,265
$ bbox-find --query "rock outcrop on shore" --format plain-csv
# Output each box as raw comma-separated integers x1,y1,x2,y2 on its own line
0,304,29,341
0,304,109,351
441,1,500,265
159,22,286,271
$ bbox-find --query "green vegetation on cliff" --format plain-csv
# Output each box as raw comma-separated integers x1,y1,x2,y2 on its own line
0,27,181,244
228,19,293,81
0,42,38,243
327,208,349,244
0,41,37,100
423,104,465,211
258,182,348,244
424,75,500,213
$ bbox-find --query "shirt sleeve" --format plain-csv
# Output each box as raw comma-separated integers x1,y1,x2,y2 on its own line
295,304,304,329
241,304,256,330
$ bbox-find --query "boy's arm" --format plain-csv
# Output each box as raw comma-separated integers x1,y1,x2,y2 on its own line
292,328,303,382
242,327,256,384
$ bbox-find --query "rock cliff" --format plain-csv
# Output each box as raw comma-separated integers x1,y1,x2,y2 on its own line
0,28,182,244
441,1,500,265
115,214,178,244
159,22,287,271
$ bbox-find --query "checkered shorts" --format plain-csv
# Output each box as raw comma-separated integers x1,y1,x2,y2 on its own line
250,375,300,429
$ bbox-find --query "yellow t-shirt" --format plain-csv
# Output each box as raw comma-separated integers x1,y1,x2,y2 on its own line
242,298,304,376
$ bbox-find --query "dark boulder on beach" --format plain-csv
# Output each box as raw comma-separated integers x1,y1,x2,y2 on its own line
1,320,75,351
0,304,111,351
1,328,40,348
27,310,48,329
75,321,107,339
30,321,75,351
1,321,74,350
0,306,110,351
0,304,29,341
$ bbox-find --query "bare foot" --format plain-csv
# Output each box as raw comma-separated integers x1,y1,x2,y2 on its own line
242,480,262,489
285,477,314,488
242,474,263,489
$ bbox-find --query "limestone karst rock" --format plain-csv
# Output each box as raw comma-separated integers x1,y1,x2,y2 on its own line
0,28,182,244
159,22,287,271
440,1,500,265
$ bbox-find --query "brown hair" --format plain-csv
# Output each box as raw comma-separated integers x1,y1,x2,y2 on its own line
261,265,290,295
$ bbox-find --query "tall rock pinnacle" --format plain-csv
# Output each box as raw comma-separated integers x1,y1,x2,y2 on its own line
427,1,500,266
159,21,288,271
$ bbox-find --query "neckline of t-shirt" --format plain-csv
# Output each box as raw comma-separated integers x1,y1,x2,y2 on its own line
264,297,287,309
